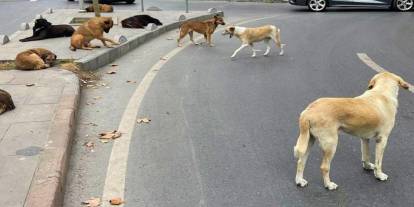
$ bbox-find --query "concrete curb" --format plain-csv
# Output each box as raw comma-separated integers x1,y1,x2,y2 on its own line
76,11,224,70
24,70,80,207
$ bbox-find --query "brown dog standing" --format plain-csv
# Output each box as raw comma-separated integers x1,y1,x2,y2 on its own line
15,48,57,70
177,15,225,47
85,4,114,13
70,17,119,51
0,89,15,114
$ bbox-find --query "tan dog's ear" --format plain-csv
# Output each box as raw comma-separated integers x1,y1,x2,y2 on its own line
398,78,410,90
368,79,375,90
229,26,235,38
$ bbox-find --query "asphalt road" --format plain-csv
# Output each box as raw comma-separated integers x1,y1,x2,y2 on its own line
61,3,414,207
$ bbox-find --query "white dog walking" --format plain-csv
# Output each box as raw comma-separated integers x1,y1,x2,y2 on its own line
222,25,285,58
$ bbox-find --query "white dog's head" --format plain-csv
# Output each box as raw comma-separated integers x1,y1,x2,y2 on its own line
222,26,236,38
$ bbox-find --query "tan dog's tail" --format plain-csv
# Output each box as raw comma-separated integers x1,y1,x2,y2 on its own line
294,116,311,158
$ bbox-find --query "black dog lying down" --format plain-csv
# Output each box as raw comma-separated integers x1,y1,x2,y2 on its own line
121,15,162,29
20,19,75,42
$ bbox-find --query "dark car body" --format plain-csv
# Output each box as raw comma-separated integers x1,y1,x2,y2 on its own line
68,0,135,4
289,0,394,8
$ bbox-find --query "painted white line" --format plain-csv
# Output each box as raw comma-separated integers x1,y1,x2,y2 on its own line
101,14,291,206
357,53,414,93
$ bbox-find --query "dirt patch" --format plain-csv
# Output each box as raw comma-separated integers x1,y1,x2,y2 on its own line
0,59,100,82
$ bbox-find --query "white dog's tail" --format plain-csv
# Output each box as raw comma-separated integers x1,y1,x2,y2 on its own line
294,116,311,159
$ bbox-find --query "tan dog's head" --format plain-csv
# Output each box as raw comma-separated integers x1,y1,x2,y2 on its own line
368,72,410,90
100,17,114,33
213,15,226,26
44,53,57,65
222,26,236,38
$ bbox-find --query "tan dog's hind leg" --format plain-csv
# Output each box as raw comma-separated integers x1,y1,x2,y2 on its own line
361,139,375,170
374,135,389,181
317,130,339,190
295,116,312,187
295,137,314,187
189,31,199,45
30,54,48,70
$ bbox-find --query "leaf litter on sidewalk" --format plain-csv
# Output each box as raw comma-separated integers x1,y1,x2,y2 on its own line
109,197,124,205
99,130,122,143
82,197,100,207
137,117,151,124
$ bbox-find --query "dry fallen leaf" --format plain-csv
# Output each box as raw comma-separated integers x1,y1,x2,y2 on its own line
160,56,168,61
26,83,35,87
111,64,118,67
109,197,124,205
82,197,101,207
106,71,117,74
84,141,95,151
166,37,174,40
137,118,151,124
99,130,122,140
93,96,102,100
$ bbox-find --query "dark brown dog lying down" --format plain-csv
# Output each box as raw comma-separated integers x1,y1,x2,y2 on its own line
85,4,113,12
0,89,15,115
121,15,162,29
15,48,57,70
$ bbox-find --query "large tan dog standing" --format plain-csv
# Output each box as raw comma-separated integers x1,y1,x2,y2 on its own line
222,25,285,58
70,17,119,51
294,72,410,190
177,15,225,47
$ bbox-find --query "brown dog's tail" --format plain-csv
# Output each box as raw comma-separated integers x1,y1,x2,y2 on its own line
294,116,311,159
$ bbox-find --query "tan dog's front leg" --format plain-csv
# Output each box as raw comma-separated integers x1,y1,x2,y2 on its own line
374,135,389,181
98,37,119,48
361,139,375,170
207,33,214,47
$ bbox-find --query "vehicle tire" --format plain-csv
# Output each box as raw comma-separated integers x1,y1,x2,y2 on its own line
393,0,413,11
125,0,135,4
308,0,327,12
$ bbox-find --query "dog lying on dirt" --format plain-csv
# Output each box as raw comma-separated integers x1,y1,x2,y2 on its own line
121,15,162,29
222,25,285,58
177,15,225,47
15,48,57,70
294,72,410,190
0,89,15,115
85,4,114,12
70,17,119,51
19,18,74,42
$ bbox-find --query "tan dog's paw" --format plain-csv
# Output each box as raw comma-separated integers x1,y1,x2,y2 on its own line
295,177,308,187
324,182,338,190
375,172,388,181
362,162,375,171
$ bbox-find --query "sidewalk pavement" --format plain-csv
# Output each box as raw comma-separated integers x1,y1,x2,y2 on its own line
0,9,222,69
0,68,79,207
